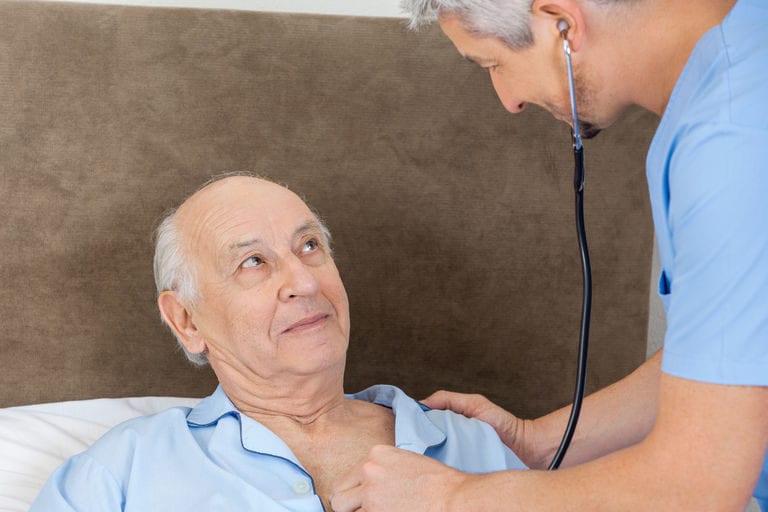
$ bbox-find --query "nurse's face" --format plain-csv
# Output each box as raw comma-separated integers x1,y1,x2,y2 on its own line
439,15,609,139
176,177,350,383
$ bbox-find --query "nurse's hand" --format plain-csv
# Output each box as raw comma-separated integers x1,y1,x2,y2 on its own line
422,391,542,468
330,445,471,512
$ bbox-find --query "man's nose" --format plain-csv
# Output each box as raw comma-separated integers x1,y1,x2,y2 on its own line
278,255,320,301
490,73,526,113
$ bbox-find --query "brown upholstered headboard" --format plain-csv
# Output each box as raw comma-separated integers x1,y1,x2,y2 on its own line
0,1,657,419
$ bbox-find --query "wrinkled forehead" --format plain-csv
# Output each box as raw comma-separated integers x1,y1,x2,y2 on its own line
176,177,318,266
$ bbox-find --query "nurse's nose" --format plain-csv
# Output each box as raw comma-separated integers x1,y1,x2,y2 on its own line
490,72,526,113
505,100,527,113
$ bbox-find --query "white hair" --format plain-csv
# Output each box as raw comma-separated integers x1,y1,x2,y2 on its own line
152,174,333,366
153,208,208,365
401,0,535,48
401,0,634,48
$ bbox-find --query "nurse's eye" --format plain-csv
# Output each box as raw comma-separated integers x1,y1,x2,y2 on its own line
241,255,264,269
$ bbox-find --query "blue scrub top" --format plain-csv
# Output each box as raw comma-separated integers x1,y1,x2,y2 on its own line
645,0,768,506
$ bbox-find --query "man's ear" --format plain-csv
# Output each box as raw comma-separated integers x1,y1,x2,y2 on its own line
157,291,207,356
531,0,587,52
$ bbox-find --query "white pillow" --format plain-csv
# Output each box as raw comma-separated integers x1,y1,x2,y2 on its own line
0,396,201,511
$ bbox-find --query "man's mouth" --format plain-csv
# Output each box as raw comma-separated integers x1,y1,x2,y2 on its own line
282,313,329,334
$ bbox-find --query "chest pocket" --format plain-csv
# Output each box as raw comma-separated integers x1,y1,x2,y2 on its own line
658,269,671,312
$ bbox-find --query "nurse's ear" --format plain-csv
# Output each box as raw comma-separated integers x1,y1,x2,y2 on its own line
532,0,587,52
158,291,207,356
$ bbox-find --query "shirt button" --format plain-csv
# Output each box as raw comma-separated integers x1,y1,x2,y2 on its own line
292,480,311,495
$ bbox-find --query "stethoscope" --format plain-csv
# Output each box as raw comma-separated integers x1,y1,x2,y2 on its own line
547,19,592,471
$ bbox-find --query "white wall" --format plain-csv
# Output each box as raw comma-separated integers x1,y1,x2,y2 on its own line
36,0,407,17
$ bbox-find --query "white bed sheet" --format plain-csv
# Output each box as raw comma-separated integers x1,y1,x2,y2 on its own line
0,396,201,511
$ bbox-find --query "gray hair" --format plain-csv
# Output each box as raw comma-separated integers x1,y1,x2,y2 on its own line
153,208,208,365
401,0,535,48
152,173,333,366
401,0,632,49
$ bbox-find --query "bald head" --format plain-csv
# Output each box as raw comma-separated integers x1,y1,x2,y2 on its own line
176,176,306,232
153,175,332,365
178,176,330,293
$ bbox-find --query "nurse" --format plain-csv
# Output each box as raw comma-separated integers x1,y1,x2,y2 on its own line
331,0,768,510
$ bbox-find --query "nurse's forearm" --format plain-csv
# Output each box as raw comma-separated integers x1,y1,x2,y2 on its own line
527,350,662,469
449,370,766,512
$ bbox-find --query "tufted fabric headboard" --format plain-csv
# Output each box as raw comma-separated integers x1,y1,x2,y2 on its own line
0,0,657,419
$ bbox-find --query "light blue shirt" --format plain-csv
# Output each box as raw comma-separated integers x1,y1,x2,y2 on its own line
31,384,525,510
645,1,768,507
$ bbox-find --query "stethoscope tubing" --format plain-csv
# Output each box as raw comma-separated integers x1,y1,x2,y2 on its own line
547,32,593,471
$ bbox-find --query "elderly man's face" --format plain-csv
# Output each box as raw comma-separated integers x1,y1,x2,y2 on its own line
176,177,350,382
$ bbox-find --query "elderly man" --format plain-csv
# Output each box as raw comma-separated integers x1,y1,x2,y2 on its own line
330,1,768,511
30,175,525,510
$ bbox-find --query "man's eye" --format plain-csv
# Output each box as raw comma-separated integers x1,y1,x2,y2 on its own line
302,239,319,253
242,255,263,269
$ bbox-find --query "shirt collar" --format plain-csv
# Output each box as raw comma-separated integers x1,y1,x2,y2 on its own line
186,385,302,465
186,384,446,456
186,384,237,427
349,384,446,454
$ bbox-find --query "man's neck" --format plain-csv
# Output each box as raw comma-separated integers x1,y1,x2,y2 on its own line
218,374,396,511
216,365,350,429
607,0,737,116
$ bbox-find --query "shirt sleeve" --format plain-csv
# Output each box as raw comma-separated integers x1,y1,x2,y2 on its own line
29,454,124,511
661,122,768,385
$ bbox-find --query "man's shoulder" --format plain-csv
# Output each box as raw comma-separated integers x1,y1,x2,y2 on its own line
423,404,527,471
423,406,499,441
690,1,768,128
351,384,526,471
85,405,194,458
350,383,495,432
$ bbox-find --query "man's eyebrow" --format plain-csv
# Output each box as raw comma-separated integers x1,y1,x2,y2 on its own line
229,238,261,251
294,220,323,237
227,220,323,252
224,237,263,272
462,54,492,68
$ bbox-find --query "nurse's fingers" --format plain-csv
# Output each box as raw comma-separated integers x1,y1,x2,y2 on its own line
329,485,361,512
332,444,464,512
422,390,521,450
330,450,368,512
331,444,403,512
